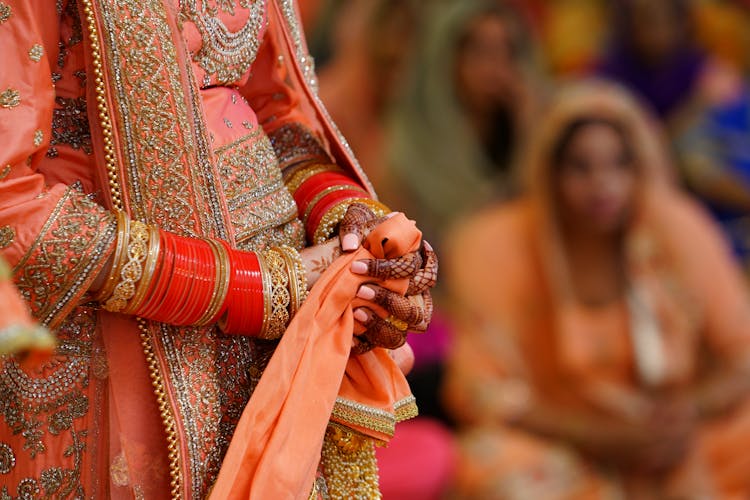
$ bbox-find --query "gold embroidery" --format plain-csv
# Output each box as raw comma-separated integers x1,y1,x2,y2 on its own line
0,165,10,180
12,188,116,327
179,0,266,85
93,0,228,239
394,395,419,422
16,479,40,498
137,321,184,500
331,397,399,437
110,452,130,487
275,0,376,197
28,44,44,62
268,123,329,172
0,307,102,497
0,88,20,109
0,225,14,249
214,130,298,242
0,442,15,474
0,3,10,24
81,0,121,210
33,129,44,147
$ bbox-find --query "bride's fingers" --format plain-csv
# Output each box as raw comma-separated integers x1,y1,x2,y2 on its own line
407,241,438,295
351,251,423,280
338,203,380,251
352,307,408,351
356,284,425,327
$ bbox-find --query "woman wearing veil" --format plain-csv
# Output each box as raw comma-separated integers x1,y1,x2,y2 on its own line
445,82,750,499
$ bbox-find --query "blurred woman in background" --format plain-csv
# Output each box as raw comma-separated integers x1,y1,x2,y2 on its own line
385,0,544,250
597,0,750,266
445,82,750,499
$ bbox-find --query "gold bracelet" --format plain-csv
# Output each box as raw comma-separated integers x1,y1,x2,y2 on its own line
351,198,390,218
104,220,149,313
124,224,160,314
259,248,291,340
312,198,390,245
284,163,341,195
196,239,231,326
302,185,369,226
275,245,308,317
95,210,129,302
257,251,273,338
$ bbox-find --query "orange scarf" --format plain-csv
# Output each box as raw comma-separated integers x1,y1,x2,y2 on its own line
210,214,420,498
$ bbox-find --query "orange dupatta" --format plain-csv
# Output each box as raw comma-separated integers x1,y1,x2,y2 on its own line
210,214,420,499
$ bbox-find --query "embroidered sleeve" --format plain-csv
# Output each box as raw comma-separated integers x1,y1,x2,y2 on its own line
0,0,116,329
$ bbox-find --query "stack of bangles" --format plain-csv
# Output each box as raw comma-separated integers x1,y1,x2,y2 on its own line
94,211,308,339
283,161,390,244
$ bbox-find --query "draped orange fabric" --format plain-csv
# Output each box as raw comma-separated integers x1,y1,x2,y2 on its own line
210,214,420,499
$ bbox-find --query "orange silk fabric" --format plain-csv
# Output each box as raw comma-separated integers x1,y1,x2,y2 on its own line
210,214,420,499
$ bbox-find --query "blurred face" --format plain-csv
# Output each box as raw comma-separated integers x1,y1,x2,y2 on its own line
555,122,637,235
454,13,520,114
628,0,686,64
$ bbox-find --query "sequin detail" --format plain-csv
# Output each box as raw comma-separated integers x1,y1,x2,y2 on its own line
28,44,44,62
0,226,14,249
0,89,20,109
0,443,15,474
0,3,10,24
180,0,266,85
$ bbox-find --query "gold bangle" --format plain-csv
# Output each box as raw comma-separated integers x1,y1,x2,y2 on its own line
124,225,160,314
351,198,390,218
275,245,308,317
284,163,341,195
95,211,129,302
259,248,291,340
104,220,149,313
302,185,369,226
312,198,390,245
196,239,231,326
257,252,272,337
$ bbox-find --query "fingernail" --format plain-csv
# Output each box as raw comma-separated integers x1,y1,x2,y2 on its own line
385,212,398,219
424,241,433,251
342,233,359,251
353,309,368,322
357,286,375,300
351,261,368,274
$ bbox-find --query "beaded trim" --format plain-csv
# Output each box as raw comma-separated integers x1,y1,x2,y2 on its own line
320,423,380,499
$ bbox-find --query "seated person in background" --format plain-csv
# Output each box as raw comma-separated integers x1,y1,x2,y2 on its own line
444,81,750,499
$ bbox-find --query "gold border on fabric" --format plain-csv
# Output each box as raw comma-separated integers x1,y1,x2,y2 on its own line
11,188,117,329
91,0,229,240
331,397,397,438
272,0,377,197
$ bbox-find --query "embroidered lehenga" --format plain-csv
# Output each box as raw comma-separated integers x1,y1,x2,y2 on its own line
0,0,407,497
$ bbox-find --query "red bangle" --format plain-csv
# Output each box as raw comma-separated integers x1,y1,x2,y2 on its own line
173,239,215,325
220,249,265,335
293,172,365,217
137,230,175,319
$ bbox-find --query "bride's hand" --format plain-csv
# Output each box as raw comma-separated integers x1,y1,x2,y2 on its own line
350,241,437,354
299,202,439,353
